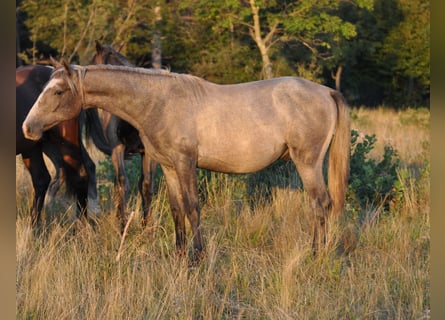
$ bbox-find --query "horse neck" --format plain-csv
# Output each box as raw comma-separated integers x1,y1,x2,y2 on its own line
82,69,156,129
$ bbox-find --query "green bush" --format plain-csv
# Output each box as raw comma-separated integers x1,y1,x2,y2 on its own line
347,129,401,213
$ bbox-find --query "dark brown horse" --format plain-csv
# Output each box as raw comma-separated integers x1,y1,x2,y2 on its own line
16,64,99,226
85,41,157,230
23,61,350,256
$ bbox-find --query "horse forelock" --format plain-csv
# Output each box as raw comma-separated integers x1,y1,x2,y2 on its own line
51,68,78,95
50,66,88,106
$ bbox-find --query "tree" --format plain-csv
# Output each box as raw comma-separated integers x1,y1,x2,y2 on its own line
381,0,430,106
281,0,374,86
246,0,280,79
16,0,429,107
18,0,151,64
161,0,263,83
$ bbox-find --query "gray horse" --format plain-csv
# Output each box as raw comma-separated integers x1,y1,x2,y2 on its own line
23,60,350,256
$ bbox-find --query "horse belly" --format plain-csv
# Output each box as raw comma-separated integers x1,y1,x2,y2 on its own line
197,136,286,174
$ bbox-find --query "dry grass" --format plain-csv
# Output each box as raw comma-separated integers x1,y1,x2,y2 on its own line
16,108,430,319
350,107,430,166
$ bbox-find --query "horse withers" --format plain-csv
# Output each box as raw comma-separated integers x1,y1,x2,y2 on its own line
23,60,350,256
16,64,99,227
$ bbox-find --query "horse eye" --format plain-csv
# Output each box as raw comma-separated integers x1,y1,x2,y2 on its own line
55,90,64,96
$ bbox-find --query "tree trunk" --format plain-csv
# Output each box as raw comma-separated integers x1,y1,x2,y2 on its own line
249,0,273,79
151,5,162,69
331,65,343,92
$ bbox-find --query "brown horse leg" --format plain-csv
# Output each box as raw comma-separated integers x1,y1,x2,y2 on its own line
161,159,203,258
291,155,332,254
22,150,51,227
58,150,88,219
43,142,65,203
80,139,100,216
46,167,64,202
111,144,129,232
139,153,157,227
75,164,89,219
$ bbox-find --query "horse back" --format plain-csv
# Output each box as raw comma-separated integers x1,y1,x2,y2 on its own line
191,77,336,173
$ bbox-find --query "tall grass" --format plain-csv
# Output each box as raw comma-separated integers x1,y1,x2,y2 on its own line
16,107,430,319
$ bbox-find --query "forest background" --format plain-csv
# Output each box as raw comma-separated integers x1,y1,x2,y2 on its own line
16,0,429,109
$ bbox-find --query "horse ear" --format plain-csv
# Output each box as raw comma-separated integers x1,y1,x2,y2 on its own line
61,58,73,76
49,56,63,69
95,40,103,53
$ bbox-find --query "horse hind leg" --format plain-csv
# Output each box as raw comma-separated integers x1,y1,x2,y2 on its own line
289,148,332,253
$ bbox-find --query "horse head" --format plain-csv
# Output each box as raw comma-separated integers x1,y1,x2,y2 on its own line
22,59,85,141
90,40,133,67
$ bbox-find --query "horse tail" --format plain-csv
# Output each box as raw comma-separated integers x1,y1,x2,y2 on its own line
328,90,351,218
83,109,113,156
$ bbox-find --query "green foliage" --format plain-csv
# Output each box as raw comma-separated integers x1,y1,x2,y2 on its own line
17,0,429,106
347,129,401,213
381,0,430,106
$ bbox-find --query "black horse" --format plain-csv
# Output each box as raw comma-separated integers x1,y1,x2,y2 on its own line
16,64,98,226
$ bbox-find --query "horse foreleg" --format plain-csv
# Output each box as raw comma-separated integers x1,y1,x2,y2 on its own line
80,141,100,216
111,144,129,232
46,167,63,202
162,159,203,258
75,165,89,219
139,153,157,227
42,141,65,206
162,165,187,253
22,150,51,227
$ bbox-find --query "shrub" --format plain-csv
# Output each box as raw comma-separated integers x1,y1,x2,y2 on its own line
347,129,401,213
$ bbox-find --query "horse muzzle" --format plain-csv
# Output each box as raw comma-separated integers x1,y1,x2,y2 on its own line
22,122,43,141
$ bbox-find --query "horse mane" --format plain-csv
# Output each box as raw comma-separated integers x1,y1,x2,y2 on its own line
52,64,208,103
81,65,207,100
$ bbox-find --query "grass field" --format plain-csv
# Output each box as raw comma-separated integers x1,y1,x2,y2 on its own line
16,107,430,319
